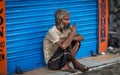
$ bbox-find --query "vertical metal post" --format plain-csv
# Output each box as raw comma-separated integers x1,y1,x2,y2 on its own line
98,0,109,53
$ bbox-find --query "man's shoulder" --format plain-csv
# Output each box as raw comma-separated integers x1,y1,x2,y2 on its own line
48,26,58,34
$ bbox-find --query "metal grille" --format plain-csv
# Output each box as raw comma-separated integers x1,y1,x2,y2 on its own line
6,0,98,74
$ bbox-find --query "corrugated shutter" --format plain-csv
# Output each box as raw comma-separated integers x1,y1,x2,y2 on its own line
6,0,98,74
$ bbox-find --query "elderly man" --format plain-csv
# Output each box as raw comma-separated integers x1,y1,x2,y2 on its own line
43,9,89,72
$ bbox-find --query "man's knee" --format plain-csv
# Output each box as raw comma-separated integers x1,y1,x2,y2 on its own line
76,41,80,46
75,41,81,48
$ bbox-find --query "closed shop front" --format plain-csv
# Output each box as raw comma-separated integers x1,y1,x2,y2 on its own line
6,0,98,74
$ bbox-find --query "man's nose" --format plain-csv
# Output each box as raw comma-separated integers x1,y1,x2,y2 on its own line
68,20,70,23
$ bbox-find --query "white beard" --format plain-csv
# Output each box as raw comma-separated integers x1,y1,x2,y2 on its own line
60,22,70,32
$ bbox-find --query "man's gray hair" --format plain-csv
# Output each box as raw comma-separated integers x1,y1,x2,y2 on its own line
55,9,70,21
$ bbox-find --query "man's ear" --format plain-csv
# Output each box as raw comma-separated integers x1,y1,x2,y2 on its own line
57,19,61,24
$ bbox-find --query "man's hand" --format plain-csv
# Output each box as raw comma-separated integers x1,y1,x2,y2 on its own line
73,34,84,42
59,37,66,43
70,24,76,35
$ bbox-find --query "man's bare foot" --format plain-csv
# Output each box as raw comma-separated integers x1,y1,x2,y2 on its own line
61,65,77,73
73,62,89,72
61,64,72,71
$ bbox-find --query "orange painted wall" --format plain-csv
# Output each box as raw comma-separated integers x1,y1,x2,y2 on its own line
0,0,7,75
98,0,109,53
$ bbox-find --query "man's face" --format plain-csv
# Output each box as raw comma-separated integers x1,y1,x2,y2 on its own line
62,16,70,26
60,16,70,31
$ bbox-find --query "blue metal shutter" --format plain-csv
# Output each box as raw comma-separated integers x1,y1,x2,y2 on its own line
6,0,98,74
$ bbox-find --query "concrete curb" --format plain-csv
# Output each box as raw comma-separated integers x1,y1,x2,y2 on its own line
68,60,120,75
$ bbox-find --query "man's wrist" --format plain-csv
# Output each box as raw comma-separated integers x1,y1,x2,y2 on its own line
71,31,76,36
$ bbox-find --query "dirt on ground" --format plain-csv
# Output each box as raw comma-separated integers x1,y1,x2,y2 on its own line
78,63,120,75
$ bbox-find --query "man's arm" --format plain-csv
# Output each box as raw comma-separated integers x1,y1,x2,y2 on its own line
56,25,76,50
73,34,84,42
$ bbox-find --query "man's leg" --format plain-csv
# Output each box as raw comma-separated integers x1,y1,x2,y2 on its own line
70,52,89,72
70,41,89,72
61,56,81,73
59,41,88,72
61,62,71,71
71,41,80,56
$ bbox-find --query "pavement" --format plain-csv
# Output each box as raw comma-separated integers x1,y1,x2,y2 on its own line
14,48,120,75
